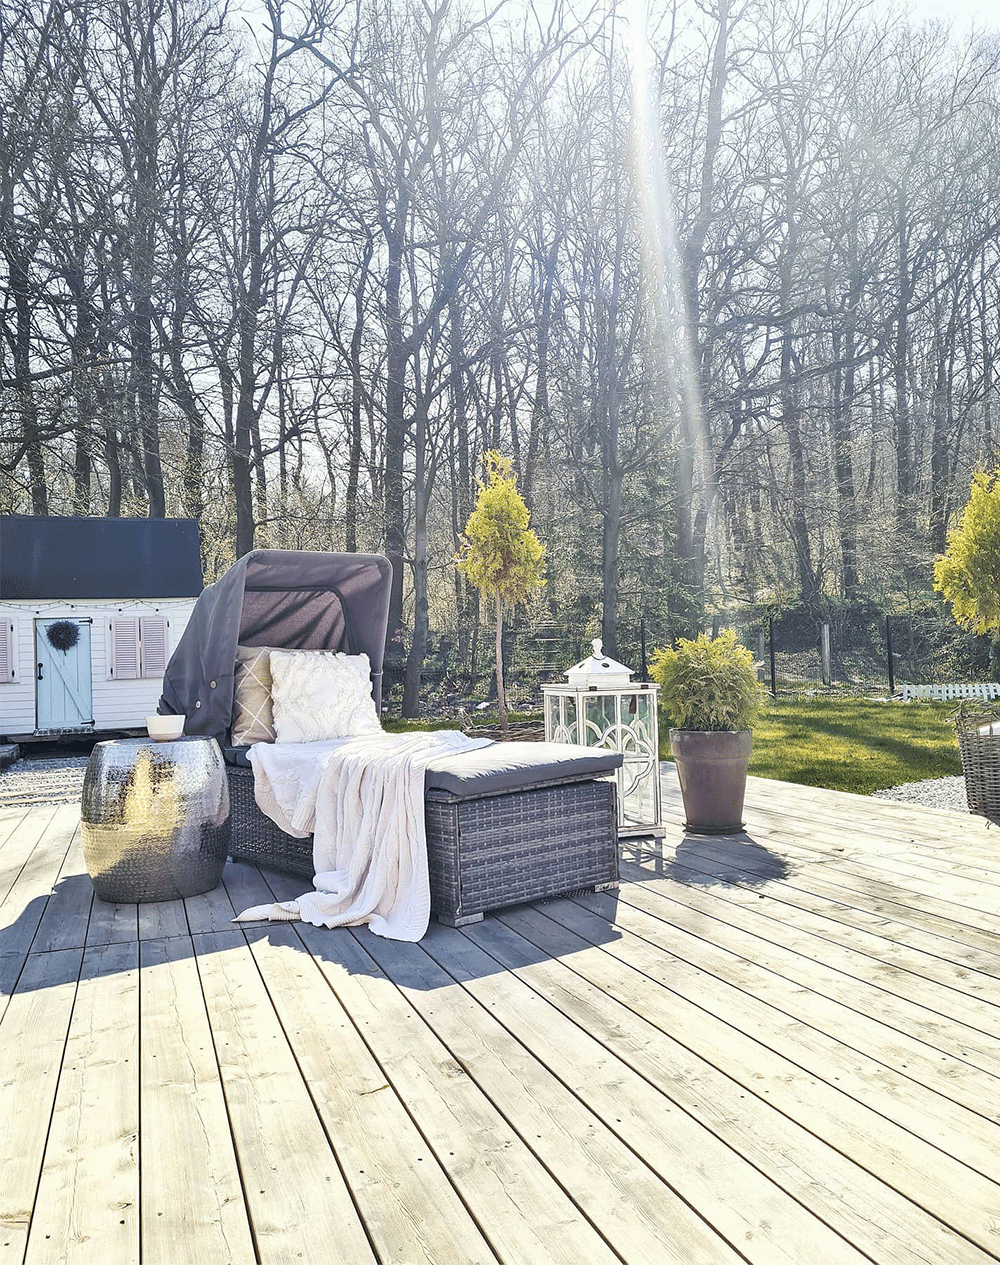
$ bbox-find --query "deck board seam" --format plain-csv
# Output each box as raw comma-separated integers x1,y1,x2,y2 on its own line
360,925,752,1265
472,908,952,1265
182,903,272,1265
462,914,884,1261
629,840,1000,970
659,804,1000,920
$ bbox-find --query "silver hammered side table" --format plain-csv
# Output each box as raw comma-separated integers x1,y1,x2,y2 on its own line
81,736,231,902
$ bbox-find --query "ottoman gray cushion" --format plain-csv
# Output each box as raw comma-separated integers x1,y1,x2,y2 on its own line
223,745,254,768
424,740,621,798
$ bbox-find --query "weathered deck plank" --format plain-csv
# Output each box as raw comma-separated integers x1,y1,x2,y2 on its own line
663,823,1000,961
3,776,1000,1265
0,808,58,904
192,928,377,1265
0,808,31,855
617,858,1000,1058
137,936,255,1265
606,869,1000,1091
0,949,82,1265
256,864,622,1265
356,926,742,1265
24,941,139,1265
0,807,80,1024
490,900,1000,1259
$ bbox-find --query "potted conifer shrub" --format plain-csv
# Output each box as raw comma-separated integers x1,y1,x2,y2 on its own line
650,629,767,833
934,467,1000,817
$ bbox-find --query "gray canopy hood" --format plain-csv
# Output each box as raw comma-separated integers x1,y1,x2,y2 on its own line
159,549,392,742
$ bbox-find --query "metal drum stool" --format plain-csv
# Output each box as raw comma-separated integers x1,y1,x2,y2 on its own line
82,736,231,902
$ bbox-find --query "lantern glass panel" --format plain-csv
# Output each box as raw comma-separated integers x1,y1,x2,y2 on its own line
565,697,580,743
584,694,618,748
620,693,659,827
633,693,655,745
545,692,561,738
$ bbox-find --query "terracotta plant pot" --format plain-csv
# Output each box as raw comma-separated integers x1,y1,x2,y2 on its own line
670,729,752,834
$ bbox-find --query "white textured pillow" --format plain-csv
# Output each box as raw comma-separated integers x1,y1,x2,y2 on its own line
269,650,381,743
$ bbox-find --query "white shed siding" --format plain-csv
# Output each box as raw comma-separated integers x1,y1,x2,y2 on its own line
0,598,195,736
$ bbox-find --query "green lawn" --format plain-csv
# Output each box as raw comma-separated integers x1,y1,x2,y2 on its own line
665,696,962,796
384,697,962,796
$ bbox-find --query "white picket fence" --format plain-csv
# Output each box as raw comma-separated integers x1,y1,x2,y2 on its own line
899,682,1000,702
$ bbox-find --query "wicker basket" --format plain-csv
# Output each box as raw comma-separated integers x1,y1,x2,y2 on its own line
957,723,1000,818
225,764,619,926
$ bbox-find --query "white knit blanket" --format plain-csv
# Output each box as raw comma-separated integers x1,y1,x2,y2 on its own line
233,730,491,941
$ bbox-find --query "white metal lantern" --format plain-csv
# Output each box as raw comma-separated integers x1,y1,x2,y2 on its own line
542,638,664,838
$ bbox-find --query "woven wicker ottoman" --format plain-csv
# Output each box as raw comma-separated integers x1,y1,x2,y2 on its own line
225,742,621,926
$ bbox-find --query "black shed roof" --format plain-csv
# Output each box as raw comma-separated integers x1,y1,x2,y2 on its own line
0,516,203,600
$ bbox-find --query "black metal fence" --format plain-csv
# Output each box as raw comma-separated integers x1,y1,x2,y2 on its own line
382,621,655,718
382,605,996,716
722,606,996,696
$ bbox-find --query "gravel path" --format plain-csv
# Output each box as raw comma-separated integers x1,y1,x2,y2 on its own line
0,751,974,815
0,755,89,807
871,775,969,813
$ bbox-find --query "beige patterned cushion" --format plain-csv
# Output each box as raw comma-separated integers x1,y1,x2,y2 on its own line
269,650,380,743
232,645,278,746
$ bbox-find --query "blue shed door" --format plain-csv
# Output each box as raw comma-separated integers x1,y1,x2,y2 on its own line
35,619,93,729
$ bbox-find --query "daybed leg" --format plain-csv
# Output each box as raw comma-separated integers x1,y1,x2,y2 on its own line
437,911,484,928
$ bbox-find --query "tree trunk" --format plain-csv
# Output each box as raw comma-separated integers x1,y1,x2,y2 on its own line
601,413,622,656
831,299,860,599
9,246,47,514
524,235,559,510
449,299,473,672
66,260,95,514
345,234,373,553
382,221,408,651
894,194,915,529
132,85,164,518
495,595,508,735
402,401,429,717
929,305,958,553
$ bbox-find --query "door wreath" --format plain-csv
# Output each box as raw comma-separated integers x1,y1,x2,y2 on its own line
46,620,80,653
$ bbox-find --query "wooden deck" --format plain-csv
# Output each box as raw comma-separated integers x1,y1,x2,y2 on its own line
1,770,999,1265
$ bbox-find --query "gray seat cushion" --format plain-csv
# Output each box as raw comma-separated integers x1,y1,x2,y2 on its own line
223,745,254,768
223,737,622,798
424,741,621,799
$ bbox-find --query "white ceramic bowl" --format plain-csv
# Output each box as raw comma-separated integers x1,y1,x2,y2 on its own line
146,714,186,742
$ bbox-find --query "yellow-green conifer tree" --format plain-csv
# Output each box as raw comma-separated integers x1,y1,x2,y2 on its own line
458,452,545,733
934,468,1000,678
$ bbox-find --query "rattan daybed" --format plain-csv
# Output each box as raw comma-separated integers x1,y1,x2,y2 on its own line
160,549,621,925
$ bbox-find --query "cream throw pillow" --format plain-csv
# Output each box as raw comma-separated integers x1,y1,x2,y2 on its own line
269,649,381,744
232,645,277,746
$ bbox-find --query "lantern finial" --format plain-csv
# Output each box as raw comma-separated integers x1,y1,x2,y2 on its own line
592,637,603,658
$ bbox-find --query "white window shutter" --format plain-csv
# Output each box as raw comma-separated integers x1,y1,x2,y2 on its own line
0,621,13,682
140,616,168,679
110,618,140,679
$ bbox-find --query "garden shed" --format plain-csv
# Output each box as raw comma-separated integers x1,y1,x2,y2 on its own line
0,516,202,740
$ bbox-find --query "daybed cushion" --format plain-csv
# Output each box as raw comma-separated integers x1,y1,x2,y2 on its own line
424,741,622,799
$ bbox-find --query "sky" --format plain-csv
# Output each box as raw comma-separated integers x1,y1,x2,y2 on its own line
233,0,1000,33
888,0,999,31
